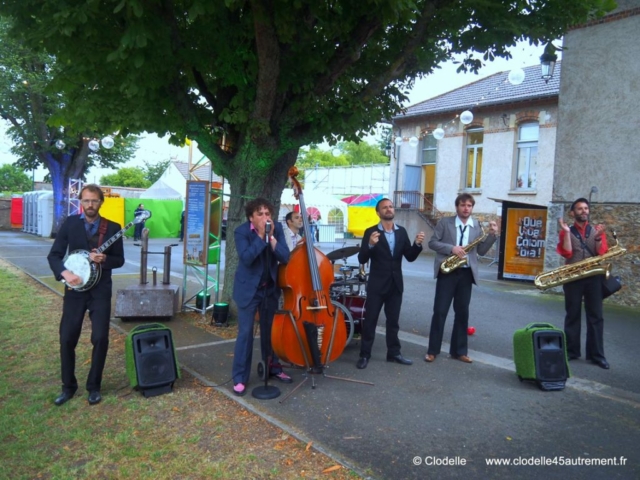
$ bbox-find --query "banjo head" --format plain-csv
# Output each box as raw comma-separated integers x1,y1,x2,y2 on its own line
63,250,100,290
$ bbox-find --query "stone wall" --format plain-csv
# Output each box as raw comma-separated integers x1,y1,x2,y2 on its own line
0,198,12,230
544,203,640,308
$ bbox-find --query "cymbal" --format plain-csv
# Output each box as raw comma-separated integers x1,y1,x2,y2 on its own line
326,245,360,261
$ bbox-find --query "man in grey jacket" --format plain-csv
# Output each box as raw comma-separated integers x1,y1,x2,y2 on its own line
425,193,498,364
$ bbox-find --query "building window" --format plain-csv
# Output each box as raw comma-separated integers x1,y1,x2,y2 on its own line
327,207,344,234
465,129,483,189
421,134,437,165
516,122,539,190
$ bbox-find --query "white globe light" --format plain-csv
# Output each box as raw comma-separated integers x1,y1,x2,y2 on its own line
432,128,445,140
508,68,526,86
460,110,474,125
408,136,419,147
332,148,341,157
394,137,403,146
55,140,65,150
88,140,100,152
101,136,115,149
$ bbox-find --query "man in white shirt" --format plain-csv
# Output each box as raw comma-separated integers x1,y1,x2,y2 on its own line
283,211,303,251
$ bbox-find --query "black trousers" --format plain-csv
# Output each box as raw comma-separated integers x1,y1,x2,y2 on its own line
359,285,402,359
59,290,112,394
563,275,605,361
427,268,473,357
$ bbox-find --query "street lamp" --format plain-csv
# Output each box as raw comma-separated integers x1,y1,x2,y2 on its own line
540,44,558,84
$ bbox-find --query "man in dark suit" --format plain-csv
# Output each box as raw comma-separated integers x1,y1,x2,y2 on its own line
425,193,498,364
231,198,291,396
47,184,125,406
356,198,424,369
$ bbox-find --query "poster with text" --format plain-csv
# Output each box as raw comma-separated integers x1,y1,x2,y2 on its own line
184,181,210,266
503,207,547,280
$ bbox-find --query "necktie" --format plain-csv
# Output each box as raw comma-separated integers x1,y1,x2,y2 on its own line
458,225,468,246
86,221,97,237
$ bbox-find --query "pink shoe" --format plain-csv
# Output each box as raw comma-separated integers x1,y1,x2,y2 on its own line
233,383,246,396
271,371,293,384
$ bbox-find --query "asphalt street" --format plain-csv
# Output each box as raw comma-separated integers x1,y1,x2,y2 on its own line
1,230,638,480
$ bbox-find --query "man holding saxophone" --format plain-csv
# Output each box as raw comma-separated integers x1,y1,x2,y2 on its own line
425,193,498,364
557,198,609,369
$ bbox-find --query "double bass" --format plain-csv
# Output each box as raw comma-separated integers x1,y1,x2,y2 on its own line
271,167,347,370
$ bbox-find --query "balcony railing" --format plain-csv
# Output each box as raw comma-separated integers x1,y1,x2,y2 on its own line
393,191,445,226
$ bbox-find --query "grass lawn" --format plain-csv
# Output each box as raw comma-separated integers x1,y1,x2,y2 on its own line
0,260,361,480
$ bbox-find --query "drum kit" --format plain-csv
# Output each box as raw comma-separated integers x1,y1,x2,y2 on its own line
326,246,367,346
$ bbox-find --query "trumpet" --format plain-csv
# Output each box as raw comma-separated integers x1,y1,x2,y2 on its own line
534,232,627,290
439,226,487,274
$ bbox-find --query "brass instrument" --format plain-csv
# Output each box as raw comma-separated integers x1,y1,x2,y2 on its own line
534,232,627,290
439,226,487,274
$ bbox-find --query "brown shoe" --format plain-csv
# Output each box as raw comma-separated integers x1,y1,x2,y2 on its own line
424,354,436,363
452,355,473,364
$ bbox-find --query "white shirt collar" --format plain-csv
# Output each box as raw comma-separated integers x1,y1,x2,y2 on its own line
455,216,474,228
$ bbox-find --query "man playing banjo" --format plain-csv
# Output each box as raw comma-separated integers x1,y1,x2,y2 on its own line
47,184,125,406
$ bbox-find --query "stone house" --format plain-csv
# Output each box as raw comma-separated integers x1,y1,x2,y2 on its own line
390,62,560,222
545,1,640,307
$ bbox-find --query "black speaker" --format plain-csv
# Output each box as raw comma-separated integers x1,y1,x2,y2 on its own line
127,326,179,397
533,330,568,386
514,323,569,391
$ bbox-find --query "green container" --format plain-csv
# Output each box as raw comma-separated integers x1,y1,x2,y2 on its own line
196,291,211,309
212,302,229,325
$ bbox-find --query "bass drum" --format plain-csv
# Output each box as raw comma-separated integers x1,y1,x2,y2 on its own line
331,300,354,347
339,295,366,335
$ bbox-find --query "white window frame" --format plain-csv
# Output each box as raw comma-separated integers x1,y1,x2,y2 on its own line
421,134,437,165
465,129,483,190
515,122,539,190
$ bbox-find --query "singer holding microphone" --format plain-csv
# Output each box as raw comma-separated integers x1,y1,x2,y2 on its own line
230,198,292,396
356,198,425,369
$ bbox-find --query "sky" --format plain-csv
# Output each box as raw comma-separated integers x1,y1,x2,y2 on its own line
0,39,558,184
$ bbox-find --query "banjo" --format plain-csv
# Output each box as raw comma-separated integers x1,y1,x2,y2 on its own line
62,210,152,291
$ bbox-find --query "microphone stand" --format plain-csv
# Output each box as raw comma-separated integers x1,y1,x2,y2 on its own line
252,227,281,400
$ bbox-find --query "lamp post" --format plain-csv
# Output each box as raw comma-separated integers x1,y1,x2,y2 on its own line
540,44,558,84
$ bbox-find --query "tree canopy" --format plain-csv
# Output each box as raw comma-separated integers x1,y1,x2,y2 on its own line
0,18,138,233
100,166,150,188
0,0,614,298
297,141,389,170
144,159,172,185
0,163,31,192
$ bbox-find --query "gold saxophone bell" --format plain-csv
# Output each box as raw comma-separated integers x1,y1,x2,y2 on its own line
534,232,627,290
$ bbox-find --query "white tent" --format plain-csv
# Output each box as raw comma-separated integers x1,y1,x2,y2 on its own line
143,179,183,200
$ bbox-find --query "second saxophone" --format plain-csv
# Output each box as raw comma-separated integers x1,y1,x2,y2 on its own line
439,226,488,274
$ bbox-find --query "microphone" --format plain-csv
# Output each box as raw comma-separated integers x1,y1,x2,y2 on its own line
265,221,272,243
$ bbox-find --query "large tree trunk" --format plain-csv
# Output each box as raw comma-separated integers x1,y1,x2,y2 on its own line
44,149,88,237
221,145,298,315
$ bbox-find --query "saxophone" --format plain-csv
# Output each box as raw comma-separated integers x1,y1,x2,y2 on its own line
439,226,488,274
534,232,627,290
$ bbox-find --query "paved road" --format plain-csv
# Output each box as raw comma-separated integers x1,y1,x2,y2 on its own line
1,230,638,480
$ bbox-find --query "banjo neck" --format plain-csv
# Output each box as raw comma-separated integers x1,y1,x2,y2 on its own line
96,218,136,253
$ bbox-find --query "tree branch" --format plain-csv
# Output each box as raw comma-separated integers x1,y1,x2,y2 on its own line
312,18,382,97
251,0,280,125
358,2,441,103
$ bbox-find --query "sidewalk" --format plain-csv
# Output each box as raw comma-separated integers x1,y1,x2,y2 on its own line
1,230,638,479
